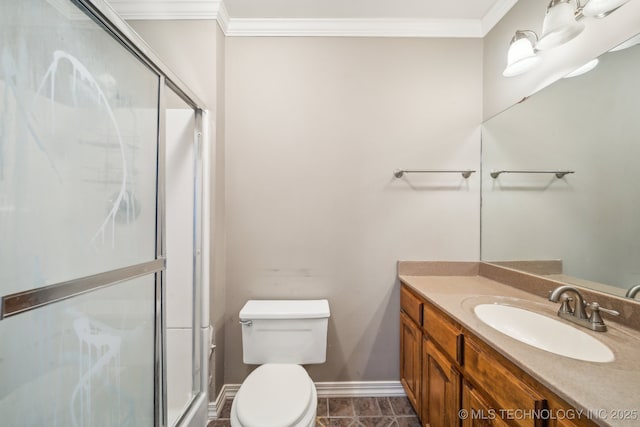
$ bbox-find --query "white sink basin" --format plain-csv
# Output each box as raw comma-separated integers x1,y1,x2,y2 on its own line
474,304,614,363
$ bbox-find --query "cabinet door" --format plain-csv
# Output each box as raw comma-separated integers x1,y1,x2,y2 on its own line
422,338,461,427
400,311,422,413
550,414,593,427
462,381,510,427
464,337,546,427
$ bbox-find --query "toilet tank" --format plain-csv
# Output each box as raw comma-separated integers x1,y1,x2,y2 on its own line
239,300,330,364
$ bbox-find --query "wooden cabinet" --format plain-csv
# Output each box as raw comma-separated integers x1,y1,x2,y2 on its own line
399,284,598,427
553,420,580,427
462,381,510,427
464,337,546,427
550,416,595,427
423,303,463,365
422,338,460,427
400,311,422,413
545,395,596,427
401,285,423,326
400,286,423,414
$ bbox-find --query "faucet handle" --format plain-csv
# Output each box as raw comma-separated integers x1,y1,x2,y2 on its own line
587,302,619,330
587,302,619,317
559,295,574,314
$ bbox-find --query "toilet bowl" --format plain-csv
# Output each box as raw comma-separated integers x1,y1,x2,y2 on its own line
233,300,329,427
230,364,317,427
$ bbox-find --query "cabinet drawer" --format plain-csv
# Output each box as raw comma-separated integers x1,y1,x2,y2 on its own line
401,286,423,325
464,338,546,427
423,302,463,364
462,381,511,427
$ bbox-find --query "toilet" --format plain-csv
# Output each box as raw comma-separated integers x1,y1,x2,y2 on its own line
231,299,330,427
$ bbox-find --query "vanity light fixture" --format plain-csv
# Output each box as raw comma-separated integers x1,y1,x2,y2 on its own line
581,0,631,17
503,30,542,77
503,0,632,77
536,0,585,50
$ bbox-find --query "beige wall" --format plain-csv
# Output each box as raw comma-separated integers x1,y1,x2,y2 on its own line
224,37,482,383
130,20,218,106
483,0,640,119
128,19,227,397
127,0,640,396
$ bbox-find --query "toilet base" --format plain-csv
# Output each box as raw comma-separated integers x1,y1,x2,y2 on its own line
230,382,317,427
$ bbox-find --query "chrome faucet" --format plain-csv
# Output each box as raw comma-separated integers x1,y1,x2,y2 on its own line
549,285,619,332
625,284,640,299
549,285,589,318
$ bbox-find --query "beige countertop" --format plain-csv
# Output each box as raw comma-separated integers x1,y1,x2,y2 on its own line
400,273,640,427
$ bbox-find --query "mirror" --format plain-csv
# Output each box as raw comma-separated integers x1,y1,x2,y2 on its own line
481,33,640,299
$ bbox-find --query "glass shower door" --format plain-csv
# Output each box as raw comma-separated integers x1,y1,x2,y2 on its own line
0,277,157,426
0,0,163,425
0,0,161,294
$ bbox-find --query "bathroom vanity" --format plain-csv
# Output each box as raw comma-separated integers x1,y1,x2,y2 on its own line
398,262,640,427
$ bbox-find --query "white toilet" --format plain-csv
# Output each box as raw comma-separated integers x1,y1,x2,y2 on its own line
231,299,330,427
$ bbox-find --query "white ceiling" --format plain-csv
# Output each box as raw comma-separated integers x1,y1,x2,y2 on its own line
108,0,519,37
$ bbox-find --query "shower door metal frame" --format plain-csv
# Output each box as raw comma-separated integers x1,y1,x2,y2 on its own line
0,0,209,425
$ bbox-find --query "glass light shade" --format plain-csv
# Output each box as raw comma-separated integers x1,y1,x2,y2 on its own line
582,0,630,17
536,1,585,50
563,58,599,78
503,37,541,77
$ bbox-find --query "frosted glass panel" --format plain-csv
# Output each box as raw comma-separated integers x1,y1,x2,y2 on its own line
0,275,156,426
0,0,160,296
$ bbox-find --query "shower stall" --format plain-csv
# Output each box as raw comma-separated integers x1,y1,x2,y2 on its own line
0,0,209,426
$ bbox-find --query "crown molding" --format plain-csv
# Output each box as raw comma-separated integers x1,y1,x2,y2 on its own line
108,0,515,37
480,0,519,36
216,0,230,33
224,18,484,38
107,0,221,20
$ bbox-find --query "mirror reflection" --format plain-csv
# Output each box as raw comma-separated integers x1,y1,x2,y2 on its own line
481,33,640,299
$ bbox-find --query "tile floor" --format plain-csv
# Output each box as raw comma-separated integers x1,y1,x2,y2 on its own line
208,396,420,427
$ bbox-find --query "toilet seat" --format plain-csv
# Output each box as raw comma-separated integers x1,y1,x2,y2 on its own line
231,364,316,427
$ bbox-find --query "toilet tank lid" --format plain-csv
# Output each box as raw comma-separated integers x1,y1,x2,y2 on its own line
240,299,330,320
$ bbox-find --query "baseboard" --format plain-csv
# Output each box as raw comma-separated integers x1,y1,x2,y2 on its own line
207,383,240,419
316,381,406,397
207,381,405,419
